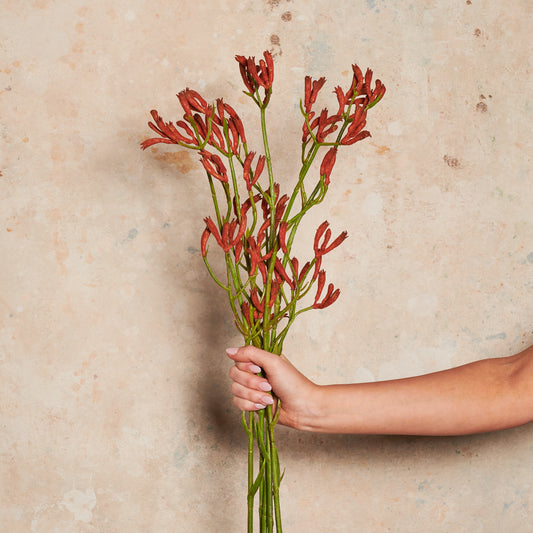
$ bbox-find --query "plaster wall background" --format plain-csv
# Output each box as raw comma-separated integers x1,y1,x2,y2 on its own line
1,1,532,531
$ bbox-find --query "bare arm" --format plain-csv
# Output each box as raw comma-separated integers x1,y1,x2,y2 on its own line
227,344,533,436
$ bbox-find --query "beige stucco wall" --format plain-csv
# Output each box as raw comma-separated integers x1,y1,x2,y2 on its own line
1,1,532,531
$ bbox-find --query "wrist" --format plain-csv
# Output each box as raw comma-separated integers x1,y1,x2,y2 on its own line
290,383,328,432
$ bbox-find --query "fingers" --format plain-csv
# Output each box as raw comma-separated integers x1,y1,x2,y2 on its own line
227,346,280,412
226,345,278,368
228,359,273,411
235,361,262,375
229,363,271,391
231,381,274,411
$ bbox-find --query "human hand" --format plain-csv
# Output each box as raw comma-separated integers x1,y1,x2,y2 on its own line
226,345,319,430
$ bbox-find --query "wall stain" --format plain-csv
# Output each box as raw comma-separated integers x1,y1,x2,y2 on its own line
120,228,138,245
443,155,461,168
53,231,69,275
371,142,390,155
476,94,491,113
486,332,507,341
270,34,282,57
266,0,291,9
153,149,195,174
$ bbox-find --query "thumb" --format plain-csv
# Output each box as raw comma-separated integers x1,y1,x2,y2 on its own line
225,345,279,369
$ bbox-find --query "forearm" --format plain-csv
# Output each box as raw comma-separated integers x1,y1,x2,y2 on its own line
299,347,533,436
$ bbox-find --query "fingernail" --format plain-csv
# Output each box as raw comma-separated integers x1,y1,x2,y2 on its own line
258,382,272,392
262,395,274,405
226,347,238,355
254,403,266,409
250,364,262,374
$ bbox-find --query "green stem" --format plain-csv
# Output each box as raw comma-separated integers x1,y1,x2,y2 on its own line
247,411,254,533
267,404,282,533
282,142,320,225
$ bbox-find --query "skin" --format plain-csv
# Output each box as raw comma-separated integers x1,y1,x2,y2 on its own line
226,343,533,436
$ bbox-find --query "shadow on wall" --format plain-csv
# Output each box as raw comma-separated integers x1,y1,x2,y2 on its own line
197,281,245,440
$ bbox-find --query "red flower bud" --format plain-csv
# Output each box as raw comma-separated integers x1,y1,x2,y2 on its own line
241,301,252,327
314,285,340,309
201,227,211,257
258,261,268,284
350,64,364,98
275,258,295,289
243,152,265,191
274,194,289,225
209,122,226,152
224,103,247,144
199,150,228,183
221,222,231,250
204,217,225,251
234,241,243,263
183,88,210,114
257,218,270,245
313,221,330,255
312,256,322,279
235,55,256,93
278,221,289,254
314,221,348,256
334,86,348,115
290,256,299,276
192,113,208,139
235,51,274,103
313,270,340,309
268,281,280,308
177,91,192,116
298,261,311,284
320,147,337,186
314,270,326,304
251,289,265,313
323,230,348,254
341,130,371,146
304,76,326,113
233,205,248,244
141,110,199,149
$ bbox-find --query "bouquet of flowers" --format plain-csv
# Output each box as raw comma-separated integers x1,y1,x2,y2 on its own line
142,50,385,532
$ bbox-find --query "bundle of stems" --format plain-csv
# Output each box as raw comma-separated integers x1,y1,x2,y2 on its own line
142,50,385,532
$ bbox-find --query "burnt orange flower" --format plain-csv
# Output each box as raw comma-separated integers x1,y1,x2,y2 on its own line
141,110,199,149
362,68,386,108
203,206,247,254
341,105,370,145
243,152,266,191
304,76,326,113
199,150,228,183
320,147,338,186
303,108,342,143
278,221,289,254
274,257,295,290
235,51,274,104
200,227,211,257
313,221,348,257
313,270,341,309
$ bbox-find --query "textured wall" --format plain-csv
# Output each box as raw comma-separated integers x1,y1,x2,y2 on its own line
1,1,532,531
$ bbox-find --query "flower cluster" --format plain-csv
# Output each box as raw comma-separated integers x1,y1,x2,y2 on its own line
142,51,385,350
142,52,385,533
142,51,385,348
